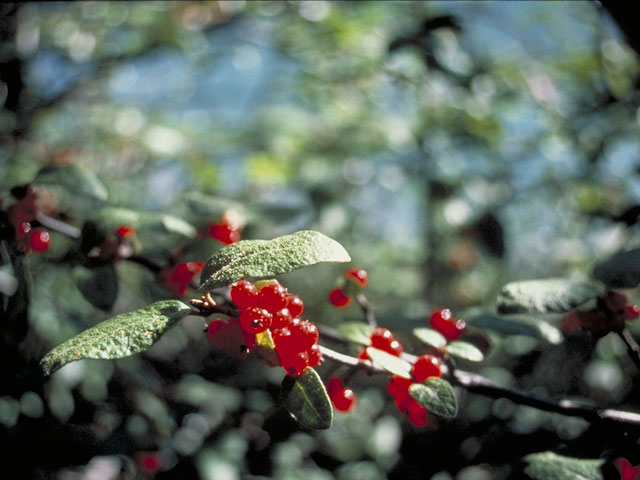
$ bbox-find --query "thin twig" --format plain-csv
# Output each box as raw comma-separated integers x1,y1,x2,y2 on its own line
618,328,640,374
355,293,377,328
36,212,80,238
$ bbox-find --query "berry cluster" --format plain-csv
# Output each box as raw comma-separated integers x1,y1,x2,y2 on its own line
157,261,204,297
3,185,50,253
207,210,242,245
209,279,322,376
430,308,466,340
387,354,443,426
328,267,368,308
358,327,404,360
327,376,356,412
563,291,639,338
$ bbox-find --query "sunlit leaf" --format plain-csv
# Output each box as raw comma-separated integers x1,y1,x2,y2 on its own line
40,300,192,375
366,347,412,378
497,278,598,314
409,378,458,419
200,230,350,291
524,451,604,480
445,341,484,362
413,327,447,349
281,367,333,430
338,322,374,345
34,164,108,202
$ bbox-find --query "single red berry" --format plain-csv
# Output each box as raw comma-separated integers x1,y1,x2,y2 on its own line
387,375,412,399
625,304,640,321
230,280,259,308
286,294,305,317
29,228,50,252
430,308,465,340
407,403,428,427
280,350,309,376
137,452,163,475
15,221,31,237
238,307,272,334
370,328,404,356
345,268,368,288
430,308,452,332
290,319,319,349
257,283,289,312
307,343,323,367
171,263,195,284
272,307,293,329
327,377,357,412
329,286,351,307
412,354,443,383
115,225,136,238
208,221,241,245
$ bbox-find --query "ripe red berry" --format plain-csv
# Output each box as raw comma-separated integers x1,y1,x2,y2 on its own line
230,280,259,308
272,307,293,329
286,294,305,317
387,375,412,399
327,377,357,412
208,220,241,245
307,343,323,367
171,262,203,285
412,354,442,383
625,304,640,321
329,286,351,307
29,228,50,252
257,283,289,312
280,350,309,376
371,327,404,357
345,268,368,288
137,452,163,475
430,308,465,340
238,307,272,334
15,221,31,237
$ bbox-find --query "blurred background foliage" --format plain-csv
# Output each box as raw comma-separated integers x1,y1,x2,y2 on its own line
1,1,640,479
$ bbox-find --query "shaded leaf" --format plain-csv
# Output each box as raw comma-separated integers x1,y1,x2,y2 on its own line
445,341,484,362
465,312,563,344
338,322,374,345
72,264,118,311
40,300,192,375
366,347,412,378
409,378,458,419
413,327,447,349
254,330,280,367
593,248,640,288
94,207,196,239
200,230,350,291
35,164,108,202
524,451,604,480
281,367,333,430
497,278,598,314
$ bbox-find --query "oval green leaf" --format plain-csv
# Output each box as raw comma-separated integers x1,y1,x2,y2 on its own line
72,264,119,311
409,378,458,419
593,248,640,288
366,347,412,378
338,322,374,345
413,327,447,349
199,230,350,291
281,367,333,430
40,300,192,376
465,312,563,344
445,341,484,362
524,451,604,480
497,278,598,314
35,164,108,202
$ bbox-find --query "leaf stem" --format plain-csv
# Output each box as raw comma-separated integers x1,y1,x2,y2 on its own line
618,328,640,373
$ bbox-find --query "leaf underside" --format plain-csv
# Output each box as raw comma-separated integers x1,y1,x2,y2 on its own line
523,451,604,480
200,230,350,291
40,300,192,376
409,378,458,419
497,278,598,314
445,341,484,362
413,327,447,349
366,347,412,378
281,367,333,430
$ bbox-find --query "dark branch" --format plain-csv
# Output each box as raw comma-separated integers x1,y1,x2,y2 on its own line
618,328,640,374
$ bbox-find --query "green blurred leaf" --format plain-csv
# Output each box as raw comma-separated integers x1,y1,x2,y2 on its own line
413,327,447,349
281,367,333,430
338,322,374,345
366,347,412,378
183,191,248,219
524,451,604,480
200,230,350,291
40,300,192,375
34,165,108,202
72,264,118,311
409,378,457,419
497,278,598,314
445,341,484,362
466,312,563,344
593,248,640,288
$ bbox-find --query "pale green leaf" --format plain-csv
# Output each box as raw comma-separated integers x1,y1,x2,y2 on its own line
366,347,411,378
497,278,598,314
413,327,447,349
409,378,458,419
445,341,484,362
338,322,374,345
524,451,604,480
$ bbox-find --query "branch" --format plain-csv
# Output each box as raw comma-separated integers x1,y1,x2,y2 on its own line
355,293,377,328
36,212,80,238
618,328,640,374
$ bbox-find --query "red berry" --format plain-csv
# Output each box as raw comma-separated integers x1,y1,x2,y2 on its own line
412,354,442,383
327,377,357,412
625,304,640,321
387,375,411,399
280,350,309,376
115,226,135,238
345,268,368,288
230,280,258,308
307,343,323,367
290,319,319,348
257,283,289,312
29,228,50,252
208,220,241,245
171,262,197,284
272,307,293,329
238,307,272,334
407,403,428,427
137,452,163,474
357,348,370,361
370,328,404,357
15,221,31,237
286,294,305,317
329,286,351,307
430,308,465,340
7,200,37,226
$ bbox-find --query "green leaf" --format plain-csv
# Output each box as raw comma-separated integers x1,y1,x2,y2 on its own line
94,207,196,239
409,378,458,419
445,341,484,362
497,278,598,314
523,451,604,480
338,322,374,345
413,327,447,349
593,248,640,288
281,367,333,430
366,347,412,378
40,300,192,375
72,264,119,311
200,230,350,291
466,312,563,344
34,164,108,202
